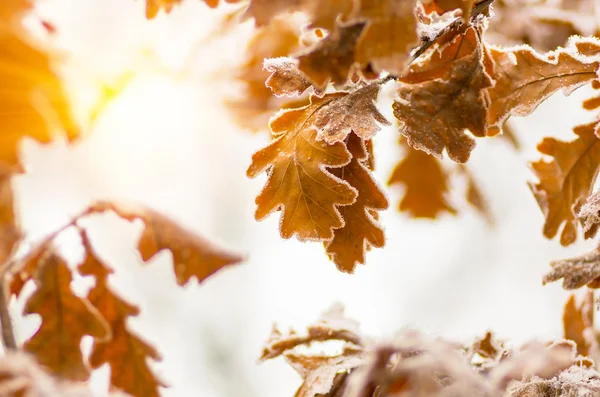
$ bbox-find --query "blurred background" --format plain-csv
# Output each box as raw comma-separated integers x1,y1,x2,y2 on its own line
7,0,600,396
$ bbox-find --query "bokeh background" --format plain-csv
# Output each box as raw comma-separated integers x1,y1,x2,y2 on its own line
7,0,600,396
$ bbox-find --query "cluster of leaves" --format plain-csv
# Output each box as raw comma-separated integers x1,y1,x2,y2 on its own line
0,2,242,396
262,299,600,397
205,0,600,273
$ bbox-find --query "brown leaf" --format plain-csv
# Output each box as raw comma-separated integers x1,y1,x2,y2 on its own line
0,167,19,265
353,0,420,75
422,0,475,20
485,38,600,135
313,83,390,144
0,1,78,168
324,133,388,273
93,202,243,287
543,247,600,290
227,16,303,131
263,57,312,97
388,138,456,218
393,26,492,163
563,292,594,356
461,165,494,224
247,93,358,241
78,232,165,397
579,191,600,240
529,122,600,246
23,252,110,381
298,20,367,89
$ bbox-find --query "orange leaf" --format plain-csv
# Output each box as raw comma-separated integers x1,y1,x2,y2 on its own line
145,0,183,18
325,133,388,273
78,232,165,397
23,253,110,381
263,57,312,97
0,0,77,168
353,0,419,75
388,138,456,218
247,93,358,241
393,26,492,163
563,292,594,356
93,202,243,287
485,37,600,135
298,20,367,89
422,0,475,20
529,122,600,246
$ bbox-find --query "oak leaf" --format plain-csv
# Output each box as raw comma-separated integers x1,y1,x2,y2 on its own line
325,133,388,273
263,57,312,97
93,202,243,286
563,292,594,356
247,93,358,241
78,232,165,397
485,38,600,134
297,20,367,89
543,248,600,289
393,26,492,163
313,83,390,144
23,252,110,381
353,0,420,75
529,122,600,246
388,138,456,218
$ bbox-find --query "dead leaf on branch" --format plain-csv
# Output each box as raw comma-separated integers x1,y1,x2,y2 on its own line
0,1,78,168
247,93,358,241
563,292,594,356
324,133,388,273
78,231,165,397
23,252,110,381
92,202,243,287
264,57,313,97
297,20,367,89
529,122,600,246
352,0,420,75
485,37,600,135
393,26,492,163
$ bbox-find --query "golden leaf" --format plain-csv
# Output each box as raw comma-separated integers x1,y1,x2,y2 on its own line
0,0,77,168
486,37,600,134
393,27,492,163
247,93,358,241
353,0,419,75
78,232,165,397
24,253,110,381
388,138,456,218
529,122,600,246
298,20,367,89
325,133,388,273
563,292,594,356
145,0,183,18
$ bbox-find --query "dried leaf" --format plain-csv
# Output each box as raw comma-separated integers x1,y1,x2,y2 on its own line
0,1,78,168
0,167,19,265
580,190,600,239
423,0,476,20
529,122,600,246
393,26,492,163
388,138,456,219
353,0,420,75
461,165,494,224
93,202,243,287
247,93,358,241
485,37,600,134
563,292,594,356
325,133,388,273
313,83,390,144
78,232,164,397
297,20,367,89
264,57,312,97
543,248,600,289
24,253,110,381
242,0,352,29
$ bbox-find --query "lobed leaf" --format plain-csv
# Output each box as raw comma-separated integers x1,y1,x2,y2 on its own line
393,26,492,163
247,93,358,241
78,232,165,397
324,133,388,273
24,253,110,381
529,122,600,246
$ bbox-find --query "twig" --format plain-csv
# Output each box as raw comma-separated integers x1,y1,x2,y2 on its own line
0,205,99,351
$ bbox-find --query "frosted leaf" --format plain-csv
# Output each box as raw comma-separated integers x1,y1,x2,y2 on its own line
543,249,600,289
263,57,313,97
